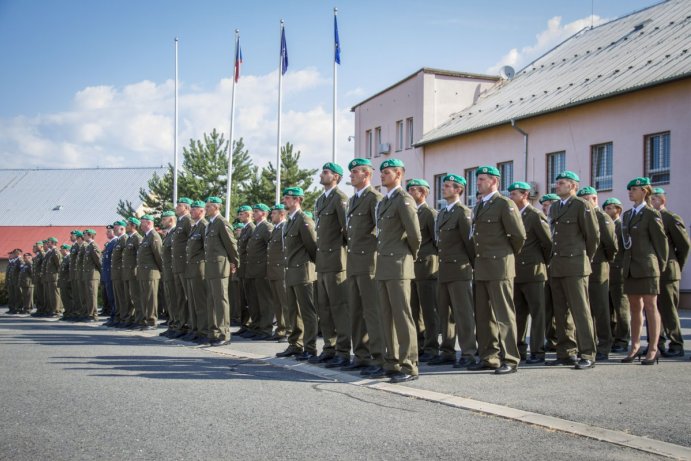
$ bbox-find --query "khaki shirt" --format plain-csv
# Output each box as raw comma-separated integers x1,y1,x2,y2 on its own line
283,210,317,286
375,187,421,281
314,187,348,273
204,215,239,280
548,195,600,278
436,201,474,283
267,221,286,281
246,220,273,279
137,230,163,281
346,185,382,277
515,204,552,283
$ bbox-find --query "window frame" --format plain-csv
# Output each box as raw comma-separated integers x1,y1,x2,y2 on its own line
395,120,403,152
497,161,514,196
405,117,414,150
590,142,613,192
644,131,670,186
433,173,448,210
465,167,478,208
546,151,566,194
365,129,372,159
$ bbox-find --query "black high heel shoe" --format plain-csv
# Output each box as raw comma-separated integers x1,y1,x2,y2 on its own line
641,351,660,365
620,348,643,363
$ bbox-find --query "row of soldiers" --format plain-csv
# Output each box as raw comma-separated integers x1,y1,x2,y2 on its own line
4,158,689,382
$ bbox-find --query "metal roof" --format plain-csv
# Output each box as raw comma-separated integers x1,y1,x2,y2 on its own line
350,67,499,111
0,226,109,259
0,167,166,226
417,0,691,146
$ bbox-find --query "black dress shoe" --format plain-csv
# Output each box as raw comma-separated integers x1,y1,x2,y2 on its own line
240,330,257,339
276,346,302,358
195,336,211,346
574,359,595,370
180,333,197,341
235,327,248,335
308,352,334,364
545,356,578,366
324,356,350,368
453,357,476,368
251,333,272,341
158,330,171,337
525,355,545,364
389,372,418,383
544,344,557,352
173,331,188,338
418,352,438,362
428,355,455,366
467,362,499,371
494,364,518,375
364,367,392,379
295,351,317,361
595,352,609,361
341,361,368,371
209,338,230,347
610,344,627,353
661,349,684,358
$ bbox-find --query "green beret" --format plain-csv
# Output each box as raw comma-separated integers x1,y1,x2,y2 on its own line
47,237,58,243
237,205,252,213
626,177,651,190
72,230,84,238
84,229,96,235
652,187,666,195
127,217,141,226
253,203,271,212
442,174,466,186
577,186,597,197
113,220,127,227
406,179,430,190
556,170,580,182
232,222,245,230
380,158,405,171
602,197,623,208
272,203,286,211
476,165,501,177
140,214,154,222
161,211,176,218
322,162,344,176
35,241,44,246
191,200,205,209
283,187,304,197
303,211,313,219
348,158,372,171
539,193,560,204
508,181,531,192
206,196,223,204
60,243,71,250
177,197,192,205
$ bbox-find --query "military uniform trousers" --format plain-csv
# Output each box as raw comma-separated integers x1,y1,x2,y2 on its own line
475,279,520,367
269,278,289,338
238,277,251,327
246,277,275,335
438,280,476,360
34,281,45,311
550,276,596,361
20,284,33,312
186,265,208,337
84,279,100,319
316,271,351,358
207,276,231,341
70,279,82,318
104,281,115,318
658,277,684,352
348,274,385,366
515,281,546,357
138,279,159,326
609,278,630,349
44,280,62,315
378,279,418,376
121,279,139,324
59,281,72,316
230,278,242,324
412,278,440,355
162,278,175,324
286,282,318,354
589,262,613,355
112,280,127,323
171,273,188,332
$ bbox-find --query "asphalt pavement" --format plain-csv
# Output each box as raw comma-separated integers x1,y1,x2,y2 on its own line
0,308,689,460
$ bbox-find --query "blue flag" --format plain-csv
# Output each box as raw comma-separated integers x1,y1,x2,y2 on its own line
334,15,341,65
280,27,288,75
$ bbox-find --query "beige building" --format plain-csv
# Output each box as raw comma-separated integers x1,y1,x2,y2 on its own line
351,0,691,299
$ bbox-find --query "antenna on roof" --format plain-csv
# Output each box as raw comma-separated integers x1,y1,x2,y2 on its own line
499,66,515,80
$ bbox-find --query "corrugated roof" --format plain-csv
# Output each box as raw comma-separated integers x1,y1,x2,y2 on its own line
0,226,109,259
417,0,691,146
0,167,166,226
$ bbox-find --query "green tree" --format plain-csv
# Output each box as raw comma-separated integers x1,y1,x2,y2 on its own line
118,130,254,219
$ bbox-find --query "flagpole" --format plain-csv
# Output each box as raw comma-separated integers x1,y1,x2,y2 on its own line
275,20,285,205
225,29,240,221
173,37,179,205
332,8,338,164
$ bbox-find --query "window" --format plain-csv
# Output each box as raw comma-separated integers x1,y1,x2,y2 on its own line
591,142,613,191
395,120,403,152
365,130,372,159
374,126,382,157
405,117,414,149
546,151,566,193
434,173,447,210
465,167,478,208
644,132,670,185
497,161,514,196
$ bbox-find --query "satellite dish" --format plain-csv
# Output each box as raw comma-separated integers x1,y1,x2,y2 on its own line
499,65,515,80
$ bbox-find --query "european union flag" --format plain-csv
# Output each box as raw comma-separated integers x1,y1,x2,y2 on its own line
280,27,288,75
334,15,341,65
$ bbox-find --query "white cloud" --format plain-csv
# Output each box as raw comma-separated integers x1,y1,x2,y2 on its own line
487,15,608,74
0,68,355,179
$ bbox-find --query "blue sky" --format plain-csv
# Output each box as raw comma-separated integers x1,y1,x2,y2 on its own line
0,0,657,171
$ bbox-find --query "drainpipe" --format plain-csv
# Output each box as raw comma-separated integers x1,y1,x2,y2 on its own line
511,119,528,181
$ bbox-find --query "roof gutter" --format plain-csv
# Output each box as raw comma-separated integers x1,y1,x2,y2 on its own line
510,119,529,182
